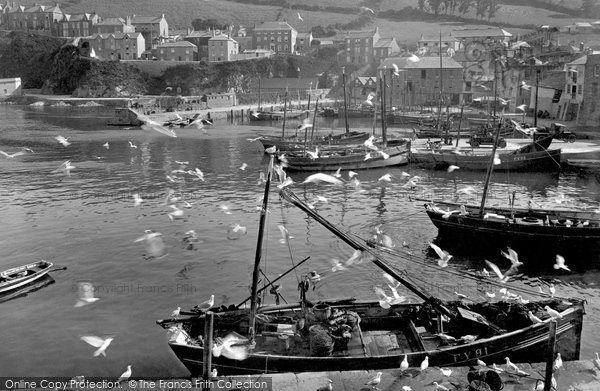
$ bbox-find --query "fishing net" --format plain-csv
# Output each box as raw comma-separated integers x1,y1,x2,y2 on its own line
309,325,334,356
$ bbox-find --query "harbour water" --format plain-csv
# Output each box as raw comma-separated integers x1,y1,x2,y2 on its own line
0,105,599,378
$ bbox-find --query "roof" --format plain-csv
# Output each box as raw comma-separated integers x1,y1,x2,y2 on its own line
568,55,588,65
418,34,457,42
452,28,512,38
297,32,312,39
97,17,127,26
378,56,463,70
131,15,164,24
185,30,214,38
538,71,566,90
158,40,198,48
254,22,296,32
575,22,593,27
343,29,378,39
374,37,396,48
355,76,377,86
209,34,237,42
318,39,334,45
84,32,142,40
254,77,319,90
62,13,95,22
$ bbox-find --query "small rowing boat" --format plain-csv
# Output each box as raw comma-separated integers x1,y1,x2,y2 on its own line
0,261,55,294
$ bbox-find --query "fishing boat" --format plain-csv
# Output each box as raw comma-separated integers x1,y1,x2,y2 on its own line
106,108,143,126
258,131,370,153
566,159,600,170
0,261,55,294
418,123,600,266
410,125,561,172
156,160,584,376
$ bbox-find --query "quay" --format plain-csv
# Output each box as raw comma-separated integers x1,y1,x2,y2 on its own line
199,360,600,391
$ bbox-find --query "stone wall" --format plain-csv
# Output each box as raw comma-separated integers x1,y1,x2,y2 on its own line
578,53,600,128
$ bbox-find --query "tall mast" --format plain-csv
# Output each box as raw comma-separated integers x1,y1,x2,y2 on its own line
342,66,349,134
281,88,288,139
478,121,503,217
534,67,540,127
437,30,443,132
258,75,262,111
248,155,275,342
380,70,387,145
492,59,498,127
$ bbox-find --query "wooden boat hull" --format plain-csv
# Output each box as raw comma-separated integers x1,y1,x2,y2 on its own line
410,148,562,171
423,201,600,265
161,299,583,376
258,132,370,152
0,261,53,293
566,159,600,170
284,142,410,171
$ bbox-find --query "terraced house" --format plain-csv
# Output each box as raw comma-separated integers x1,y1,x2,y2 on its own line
252,21,296,54
155,40,197,61
79,32,145,60
5,3,62,34
57,12,99,38
208,34,238,62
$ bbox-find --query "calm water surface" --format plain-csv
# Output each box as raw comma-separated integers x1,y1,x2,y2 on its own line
0,105,599,378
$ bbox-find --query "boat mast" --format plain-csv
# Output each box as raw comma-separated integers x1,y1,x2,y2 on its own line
248,155,275,343
492,59,498,127
534,65,540,127
380,70,387,146
258,75,262,111
437,30,443,133
281,88,288,139
478,121,503,217
342,66,350,134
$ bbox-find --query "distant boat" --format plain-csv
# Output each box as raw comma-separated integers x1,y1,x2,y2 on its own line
282,139,410,171
107,108,142,126
0,261,55,294
258,131,370,153
567,159,600,170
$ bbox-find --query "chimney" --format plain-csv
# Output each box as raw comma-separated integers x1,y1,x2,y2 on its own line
580,42,584,52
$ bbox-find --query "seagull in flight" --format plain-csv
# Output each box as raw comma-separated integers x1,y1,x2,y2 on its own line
360,6,375,14
55,135,71,146
102,142,109,150
247,136,263,142
501,248,523,268
297,12,303,21
0,150,26,158
516,104,527,112
75,281,99,307
297,117,312,131
484,260,511,283
554,254,571,271
429,243,453,267
133,193,143,207
80,335,114,357
240,163,248,170
53,160,75,176
137,112,177,137
303,173,343,185
330,258,347,272
378,173,392,182
447,165,460,172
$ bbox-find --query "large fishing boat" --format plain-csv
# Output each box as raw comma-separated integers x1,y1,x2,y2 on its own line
156,158,585,376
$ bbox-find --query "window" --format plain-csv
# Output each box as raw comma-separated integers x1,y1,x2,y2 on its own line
284,44,288,50
284,36,288,42
421,69,426,79
595,65,600,77
271,37,274,42
277,44,281,51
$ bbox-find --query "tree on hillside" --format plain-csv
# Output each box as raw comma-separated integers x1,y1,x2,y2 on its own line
428,0,443,15
191,18,227,31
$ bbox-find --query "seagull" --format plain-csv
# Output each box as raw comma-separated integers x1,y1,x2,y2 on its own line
80,335,114,357
485,291,495,299
240,163,248,171
277,224,293,244
360,6,375,14
594,352,600,371
476,358,487,367
494,152,501,165
175,160,189,165
391,63,400,76
265,145,277,154
365,372,382,388
554,352,563,370
306,147,319,160
554,254,571,271
0,150,25,158
504,357,520,373
378,173,392,182
277,177,294,189
247,136,263,142
102,142,109,149
194,294,215,312
407,54,420,62
400,354,409,371
440,368,452,377
387,284,406,304
171,307,180,318
187,168,204,181
303,173,343,185
545,305,562,319
213,333,250,360
549,283,556,297
116,365,132,384
429,243,453,267
134,230,166,259
364,152,372,160
402,387,412,391
53,160,75,177
168,205,184,221
330,258,347,272
374,287,393,308
364,135,377,149
484,260,510,283
297,12,303,21
501,248,523,268
447,165,460,172
55,135,71,146
420,356,429,371
297,117,312,132
137,113,177,137
521,81,531,90
363,93,375,107
133,193,143,207
492,363,504,373
516,104,527,112
211,369,218,378
129,141,138,149
74,281,99,307
460,335,477,343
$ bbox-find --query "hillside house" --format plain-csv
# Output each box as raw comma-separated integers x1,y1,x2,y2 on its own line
253,21,297,54
231,49,274,61
156,40,197,61
451,27,512,51
379,56,464,107
525,71,565,119
351,76,377,106
0,77,21,95
342,28,380,64
374,37,400,63
208,34,238,62
183,29,214,61
6,3,62,34
57,12,99,38
94,17,134,34
417,34,459,56
295,32,313,53
80,32,144,60
131,14,168,50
